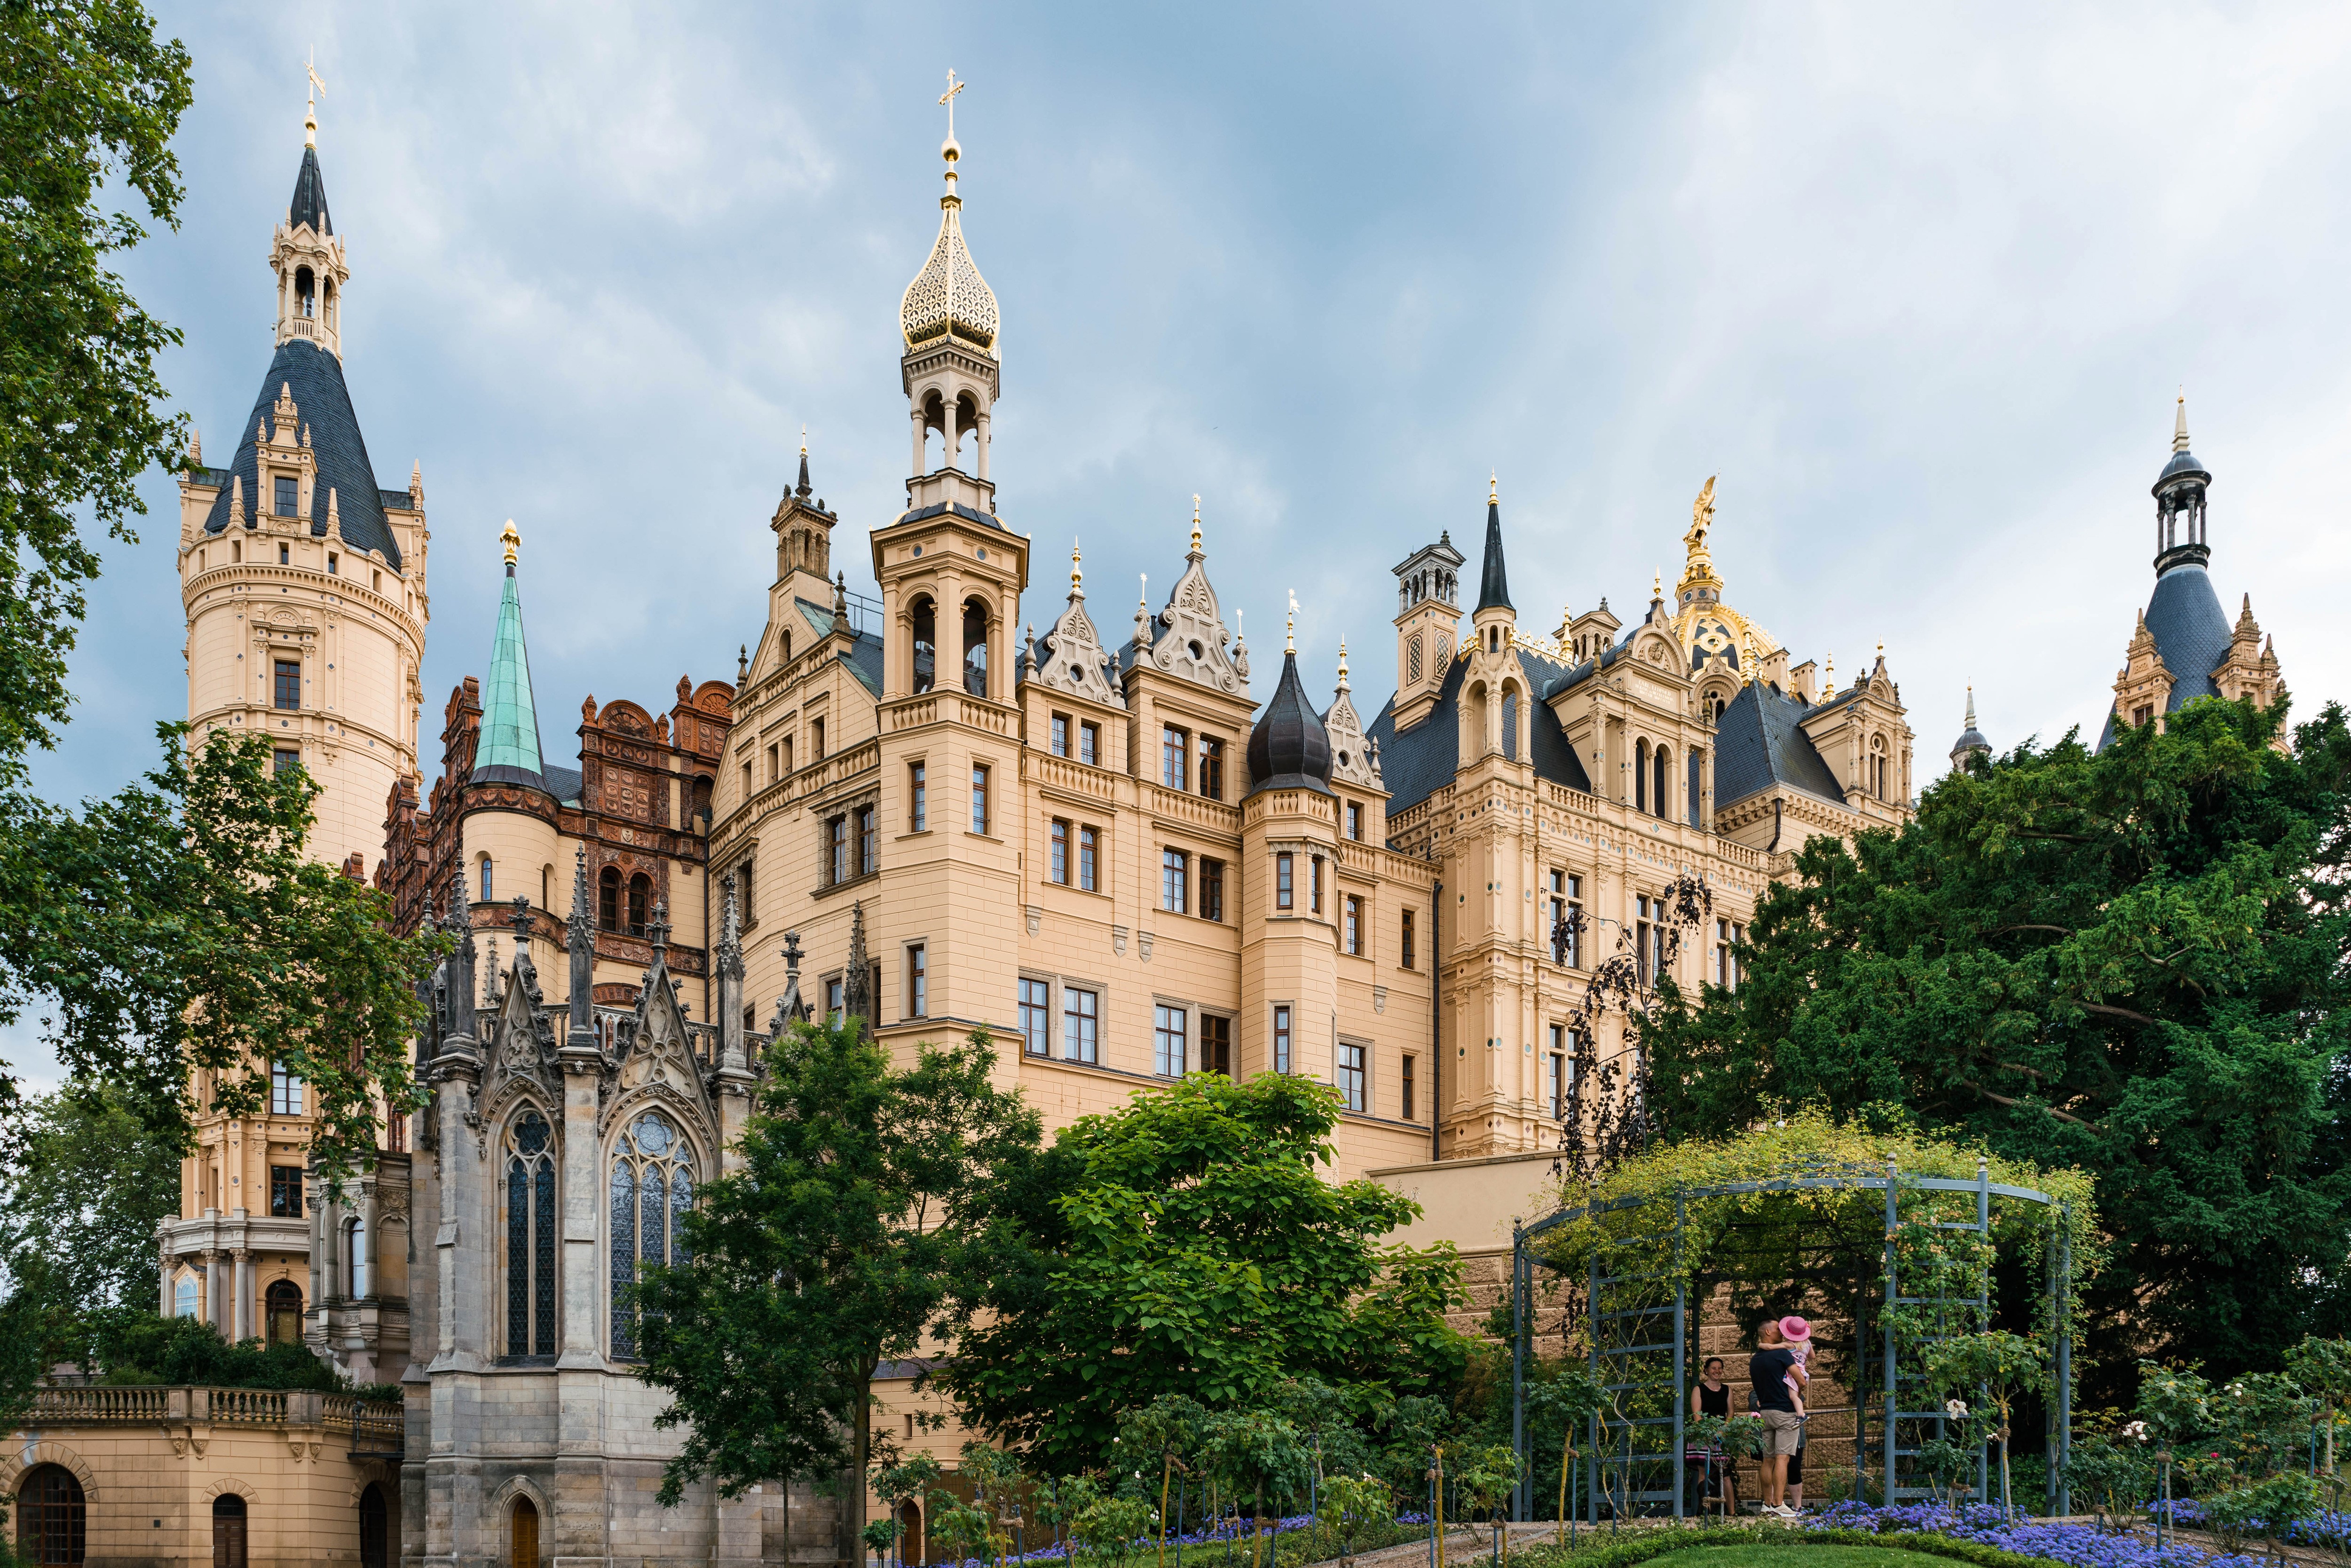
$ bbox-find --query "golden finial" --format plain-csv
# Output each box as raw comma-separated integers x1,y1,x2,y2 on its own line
1286,591,1298,654
1824,652,1836,693
304,49,327,148
500,519,520,566
1191,494,1202,554
1070,538,1083,592
800,423,808,456
1338,638,1350,684
1653,568,1663,602
1489,471,1499,505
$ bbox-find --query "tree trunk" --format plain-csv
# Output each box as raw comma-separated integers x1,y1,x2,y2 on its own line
854,1355,877,1553
1159,1454,1172,1568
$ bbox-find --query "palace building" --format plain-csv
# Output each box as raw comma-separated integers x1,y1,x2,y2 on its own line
87,86,2287,1568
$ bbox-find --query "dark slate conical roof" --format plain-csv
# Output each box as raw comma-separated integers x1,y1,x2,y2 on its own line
200,338,402,567
289,144,332,235
1475,497,1511,613
1246,650,1334,796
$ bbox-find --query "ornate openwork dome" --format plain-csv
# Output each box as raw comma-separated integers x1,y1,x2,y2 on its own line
899,146,999,353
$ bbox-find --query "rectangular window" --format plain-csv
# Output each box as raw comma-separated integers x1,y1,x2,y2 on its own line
825,977,844,1024
811,717,825,760
828,815,849,885
1154,1005,1188,1077
1063,986,1099,1063
273,747,300,776
767,743,780,782
1551,872,1584,968
909,762,926,831
1200,1013,1231,1076
970,764,990,834
1547,1050,1567,1121
270,1061,304,1116
270,1165,305,1218
1050,819,1070,884
1080,721,1100,765
1160,726,1188,789
274,659,301,710
1079,826,1098,892
1402,1054,1418,1121
1198,735,1224,800
1338,1042,1367,1113
1636,895,1656,986
1402,908,1417,970
1051,713,1071,757
741,759,752,798
857,805,878,877
274,474,298,517
1311,856,1324,915
278,542,290,565
1200,857,1225,922
327,551,339,575
1715,919,1745,989
1346,802,1363,841
782,736,794,775
1019,978,1051,1056
1276,852,1294,910
738,861,755,922
1344,894,1363,955
907,945,927,1018
1272,1005,1293,1075
1161,848,1189,915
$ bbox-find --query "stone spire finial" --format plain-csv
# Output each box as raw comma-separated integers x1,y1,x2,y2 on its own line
797,426,812,498
1336,638,1350,692
1190,496,1203,558
1071,539,1084,596
1286,590,1297,654
567,848,595,1039
647,900,670,958
2174,391,2191,454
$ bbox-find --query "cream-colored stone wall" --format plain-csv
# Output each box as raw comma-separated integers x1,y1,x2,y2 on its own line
4,1391,399,1568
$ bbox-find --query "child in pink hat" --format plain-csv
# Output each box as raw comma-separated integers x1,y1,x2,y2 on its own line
1779,1316,1813,1416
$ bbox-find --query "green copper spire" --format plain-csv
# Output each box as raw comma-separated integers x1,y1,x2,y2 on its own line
474,520,545,785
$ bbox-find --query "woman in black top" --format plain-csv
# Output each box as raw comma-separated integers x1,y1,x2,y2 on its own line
1687,1357,1737,1512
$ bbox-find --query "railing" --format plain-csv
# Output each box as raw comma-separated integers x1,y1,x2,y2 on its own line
1026,751,1121,803
21,1386,402,1455
1144,782,1243,837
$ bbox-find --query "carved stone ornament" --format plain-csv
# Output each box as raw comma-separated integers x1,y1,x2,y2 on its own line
1032,554,1126,709
1325,679,1382,789
1146,545,1246,697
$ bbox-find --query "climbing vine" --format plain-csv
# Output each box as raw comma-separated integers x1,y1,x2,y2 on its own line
1554,870,1713,1183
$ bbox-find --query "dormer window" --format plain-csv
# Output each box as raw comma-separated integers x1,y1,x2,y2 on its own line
275,476,298,517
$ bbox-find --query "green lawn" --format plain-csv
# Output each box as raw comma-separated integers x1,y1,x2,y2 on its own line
1636,1548,1967,1568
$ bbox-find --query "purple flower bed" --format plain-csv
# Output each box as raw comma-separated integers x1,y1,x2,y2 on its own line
915,1508,1434,1568
2141,1499,2351,1551
1806,1501,2269,1568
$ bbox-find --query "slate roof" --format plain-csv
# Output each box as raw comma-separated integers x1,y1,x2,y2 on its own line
795,599,885,695
1245,650,1333,796
2096,561,2233,750
542,765,583,805
1365,645,1594,817
200,337,404,569
1474,500,1512,613
288,144,332,235
1712,681,1848,810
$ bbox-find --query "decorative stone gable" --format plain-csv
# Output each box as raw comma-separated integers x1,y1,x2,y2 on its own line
611,906,718,1137
2112,609,2175,730
1030,545,1125,709
1325,646,1382,789
481,918,561,1112
1140,537,1247,699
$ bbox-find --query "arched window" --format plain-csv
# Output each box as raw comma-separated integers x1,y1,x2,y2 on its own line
910,597,937,694
600,866,620,932
504,1110,556,1359
1652,744,1671,819
1634,739,1649,813
295,264,316,317
212,1494,247,1568
359,1484,389,1568
1501,692,1519,762
265,1279,303,1344
174,1272,198,1318
16,1464,85,1565
479,854,494,904
347,1214,370,1300
609,1110,695,1359
627,874,651,938
961,598,989,698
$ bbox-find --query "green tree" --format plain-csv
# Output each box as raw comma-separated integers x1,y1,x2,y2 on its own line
945,1072,1471,1471
0,1081,180,1309
1316,1472,1394,1568
632,1022,1041,1535
1923,1331,2049,1519
1645,697,2351,1395
0,0,191,762
1197,1407,1314,1568
2284,1335,2351,1475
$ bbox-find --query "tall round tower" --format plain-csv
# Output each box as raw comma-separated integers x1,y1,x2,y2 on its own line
175,98,428,874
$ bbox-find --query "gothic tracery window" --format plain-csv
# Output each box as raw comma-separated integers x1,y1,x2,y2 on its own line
504,1110,557,1359
609,1110,695,1359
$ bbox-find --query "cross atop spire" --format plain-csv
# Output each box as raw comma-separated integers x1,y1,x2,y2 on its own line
305,48,326,148
940,69,965,145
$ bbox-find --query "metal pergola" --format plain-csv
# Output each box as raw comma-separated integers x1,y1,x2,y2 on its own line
1509,1158,2074,1523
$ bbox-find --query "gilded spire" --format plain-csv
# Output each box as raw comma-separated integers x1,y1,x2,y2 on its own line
1070,538,1083,595
1489,470,1498,505
899,71,998,352
1286,591,1298,654
1191,495,1202,556
1678,475,1721,598
501,519,520,568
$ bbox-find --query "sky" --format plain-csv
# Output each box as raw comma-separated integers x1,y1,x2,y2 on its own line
15,3,2351,1085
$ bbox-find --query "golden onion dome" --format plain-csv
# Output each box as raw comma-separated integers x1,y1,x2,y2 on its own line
899,142,1000,354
